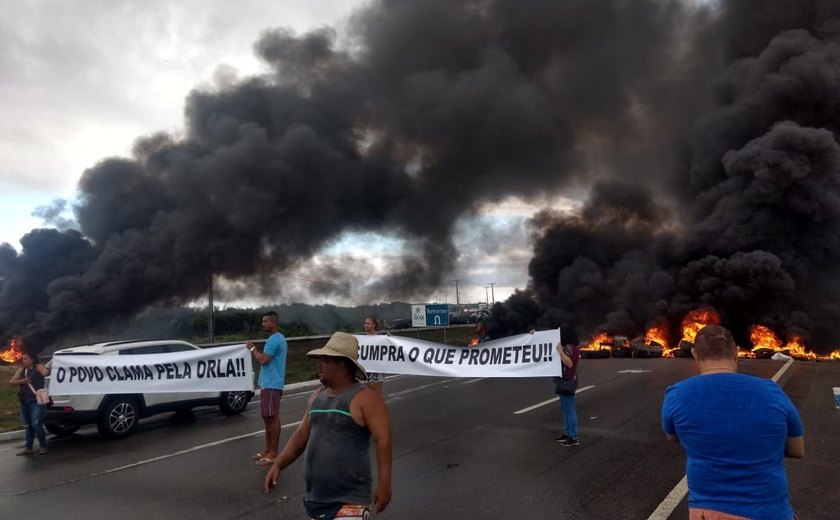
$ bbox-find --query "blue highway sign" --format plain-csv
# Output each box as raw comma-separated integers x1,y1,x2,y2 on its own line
425,304,449,327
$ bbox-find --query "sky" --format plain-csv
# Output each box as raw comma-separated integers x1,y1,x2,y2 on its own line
0,0,559,307
8,0,840,351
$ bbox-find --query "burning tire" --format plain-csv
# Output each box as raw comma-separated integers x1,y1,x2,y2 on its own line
631,337,664,358
752,347,776,359
581,349,611,359
633,349,663,358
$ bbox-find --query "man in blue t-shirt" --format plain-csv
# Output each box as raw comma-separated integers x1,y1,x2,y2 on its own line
662,325,805,520
246,311,288,466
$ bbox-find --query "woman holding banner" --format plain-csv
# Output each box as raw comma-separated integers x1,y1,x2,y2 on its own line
9,352,50,455
363,316,386,394
555,327,581,447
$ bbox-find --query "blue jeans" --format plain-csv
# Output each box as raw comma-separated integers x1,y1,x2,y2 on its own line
559,394,578,440
19,399,47,449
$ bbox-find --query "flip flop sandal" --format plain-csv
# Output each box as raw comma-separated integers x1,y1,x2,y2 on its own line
255,457,275,466
251,452,266,461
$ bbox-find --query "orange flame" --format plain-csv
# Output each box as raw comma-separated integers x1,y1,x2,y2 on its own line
661,347,679,358
749,325,782,352
813,347,840,361
680,308,721,343
468,337,480,347
784,336,816,360
644,323,670,350
0,338,25,364
583,332,612,351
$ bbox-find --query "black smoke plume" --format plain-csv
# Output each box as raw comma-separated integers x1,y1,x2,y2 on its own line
490,1,840,351
2,0,840,352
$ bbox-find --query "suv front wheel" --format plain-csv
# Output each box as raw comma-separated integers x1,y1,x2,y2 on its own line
98,397,141,439
219,391,251,415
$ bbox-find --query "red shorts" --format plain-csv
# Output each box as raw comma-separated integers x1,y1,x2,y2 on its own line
260,388,283,418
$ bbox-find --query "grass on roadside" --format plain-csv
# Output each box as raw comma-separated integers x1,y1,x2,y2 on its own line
0,365,22,432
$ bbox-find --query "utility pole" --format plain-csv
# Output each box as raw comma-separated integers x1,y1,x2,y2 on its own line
489,282,496,304
208,273,215,343
452,279,461,308
484,285,490,306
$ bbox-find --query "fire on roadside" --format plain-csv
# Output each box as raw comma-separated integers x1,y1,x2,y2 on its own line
0,338,25,364
582,331,612,351
661,347,679,358
749,325,782,353
744,324,782,359
680,308,721,343
645,323,669,350
813,348,840,361
748,325,819,360
784,336,816,361
660,308,722,358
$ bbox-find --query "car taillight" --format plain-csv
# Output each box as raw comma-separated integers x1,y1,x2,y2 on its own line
62,407,75,413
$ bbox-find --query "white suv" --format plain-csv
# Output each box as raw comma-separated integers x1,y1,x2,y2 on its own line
45,339,253,439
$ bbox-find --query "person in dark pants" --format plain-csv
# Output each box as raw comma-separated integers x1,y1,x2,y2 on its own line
9,352,50,455
555,327,581,447
264,332,392,519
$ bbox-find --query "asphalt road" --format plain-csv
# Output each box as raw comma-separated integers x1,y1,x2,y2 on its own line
1,358,838,519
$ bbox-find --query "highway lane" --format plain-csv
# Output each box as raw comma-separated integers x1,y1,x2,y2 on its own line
1,358,837,519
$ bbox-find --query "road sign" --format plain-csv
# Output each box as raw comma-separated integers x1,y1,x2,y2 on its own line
411,304,450,327
412,305,426,327
425,304,449,327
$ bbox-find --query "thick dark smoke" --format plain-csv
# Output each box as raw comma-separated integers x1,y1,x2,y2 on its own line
2,0,840,352
490,1,840,351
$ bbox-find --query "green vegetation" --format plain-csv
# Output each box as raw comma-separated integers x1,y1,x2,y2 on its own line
0,365,22,432
0,325,476,433
124,302,415,342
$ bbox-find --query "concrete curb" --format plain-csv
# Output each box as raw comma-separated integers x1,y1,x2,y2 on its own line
0,378,323,443
0,428,24,442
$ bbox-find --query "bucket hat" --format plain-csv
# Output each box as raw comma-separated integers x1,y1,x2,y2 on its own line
306,332,367,381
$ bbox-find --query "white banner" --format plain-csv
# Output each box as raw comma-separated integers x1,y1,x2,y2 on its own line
356,330,564,378
50,344,254,395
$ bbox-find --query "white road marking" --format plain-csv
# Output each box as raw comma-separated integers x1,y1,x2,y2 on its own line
771,360,795,383
646,476,688,520
384,377,461,402
646,360,795,520
618,369,652,374
9,421,302,496
11,375,459,495
513,385,595,415
463,378,485,384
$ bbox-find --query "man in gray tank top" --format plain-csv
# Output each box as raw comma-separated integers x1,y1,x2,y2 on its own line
263,332,392,519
